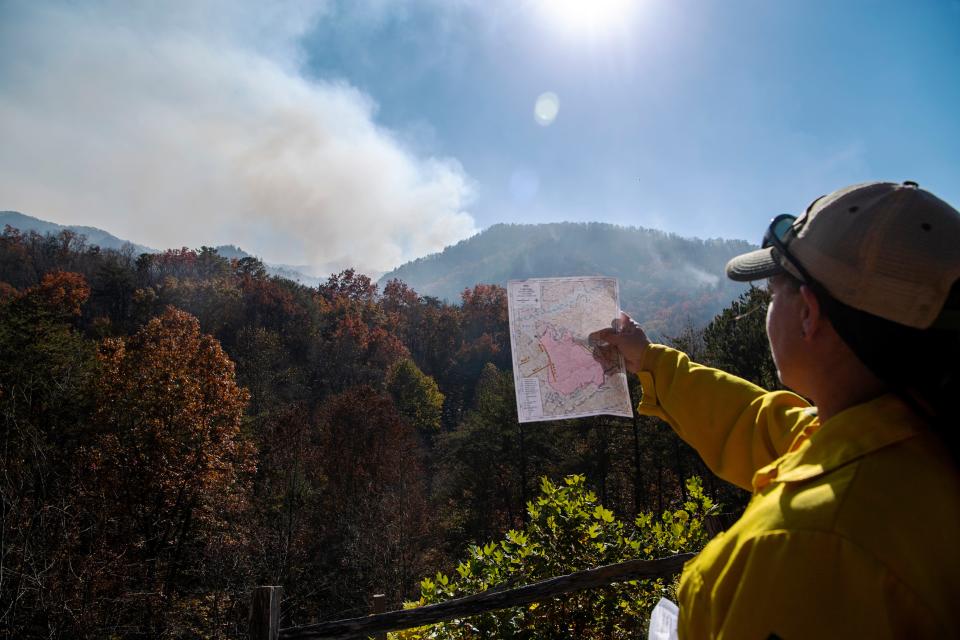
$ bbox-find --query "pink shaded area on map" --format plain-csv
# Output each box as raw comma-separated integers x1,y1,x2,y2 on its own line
539,330,605,395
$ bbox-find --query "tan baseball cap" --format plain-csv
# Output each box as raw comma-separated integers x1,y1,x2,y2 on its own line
726,181,960,329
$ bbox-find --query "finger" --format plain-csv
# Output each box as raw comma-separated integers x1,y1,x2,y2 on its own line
588,327,617,344
591,344,618,365
590,331,630,350
619,314,647,337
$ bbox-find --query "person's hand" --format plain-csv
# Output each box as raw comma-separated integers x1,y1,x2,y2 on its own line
588,312,650,374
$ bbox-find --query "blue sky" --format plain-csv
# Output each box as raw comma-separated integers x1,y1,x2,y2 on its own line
1,0,958,275
304,0,960,239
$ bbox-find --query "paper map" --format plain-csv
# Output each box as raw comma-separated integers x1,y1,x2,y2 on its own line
507,277,633,423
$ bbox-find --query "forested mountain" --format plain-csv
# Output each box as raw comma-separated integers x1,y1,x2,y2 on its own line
0,211,321,286
3,213,757,335
0,224,774,638
381,222,755,336
0,210,156,255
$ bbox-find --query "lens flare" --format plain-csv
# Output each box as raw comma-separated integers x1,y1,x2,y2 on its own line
534,92,560,126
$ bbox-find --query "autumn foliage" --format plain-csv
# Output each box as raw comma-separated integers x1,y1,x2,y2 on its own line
81,307,255,634
0,227,773,637
93,307,254,516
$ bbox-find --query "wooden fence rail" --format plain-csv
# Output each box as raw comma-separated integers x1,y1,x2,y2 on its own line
250,552,693,640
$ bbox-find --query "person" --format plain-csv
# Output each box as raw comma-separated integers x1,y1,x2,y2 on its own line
590,181,960,639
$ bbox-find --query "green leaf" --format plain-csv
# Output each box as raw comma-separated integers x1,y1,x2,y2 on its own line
593,506,614,523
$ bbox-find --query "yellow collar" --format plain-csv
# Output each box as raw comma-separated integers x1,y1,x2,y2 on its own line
753,394,925,491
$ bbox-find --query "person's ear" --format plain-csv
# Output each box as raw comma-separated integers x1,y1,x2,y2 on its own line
798,284,822,340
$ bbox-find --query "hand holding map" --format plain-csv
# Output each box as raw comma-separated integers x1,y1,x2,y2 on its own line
588,311,651,375
507,277,633,423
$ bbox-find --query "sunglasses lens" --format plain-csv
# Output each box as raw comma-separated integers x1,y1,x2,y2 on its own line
772,216,795,242
761,214,814,285
762,215,796,248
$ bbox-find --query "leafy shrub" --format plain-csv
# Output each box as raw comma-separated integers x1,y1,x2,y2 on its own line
397,474,718,639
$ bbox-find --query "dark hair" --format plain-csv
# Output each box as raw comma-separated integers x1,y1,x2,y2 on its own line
802,276,960,462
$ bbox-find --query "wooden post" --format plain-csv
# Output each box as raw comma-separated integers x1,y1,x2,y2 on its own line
250,585,283,640
372,593,387,640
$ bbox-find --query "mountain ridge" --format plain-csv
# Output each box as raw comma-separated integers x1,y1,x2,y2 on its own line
1,210,157,255
380,221,756,335
3,211,757,335
0,210,321,286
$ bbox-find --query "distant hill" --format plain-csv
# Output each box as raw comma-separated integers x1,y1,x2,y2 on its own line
1,210,157,255
208,244,321,286
0,211,321,286
379,222,757,336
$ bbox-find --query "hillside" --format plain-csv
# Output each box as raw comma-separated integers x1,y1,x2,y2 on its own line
2,212,758,334
1,215,772,637
0,210,156,255
380,222,756,335
0,211,321,286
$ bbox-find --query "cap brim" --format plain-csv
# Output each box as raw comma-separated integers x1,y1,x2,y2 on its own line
725,247,785,282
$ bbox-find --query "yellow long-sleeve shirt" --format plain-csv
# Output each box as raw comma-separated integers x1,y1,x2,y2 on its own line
636,344,960,639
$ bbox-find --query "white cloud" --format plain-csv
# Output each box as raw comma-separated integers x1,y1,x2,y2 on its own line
0,1,477,277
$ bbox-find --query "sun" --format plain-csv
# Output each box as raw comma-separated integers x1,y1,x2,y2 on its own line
539,0,636,36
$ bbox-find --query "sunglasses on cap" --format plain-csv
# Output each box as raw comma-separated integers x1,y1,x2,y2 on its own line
763,213,818,287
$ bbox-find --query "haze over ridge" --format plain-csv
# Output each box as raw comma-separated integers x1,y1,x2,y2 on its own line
381,221,753,335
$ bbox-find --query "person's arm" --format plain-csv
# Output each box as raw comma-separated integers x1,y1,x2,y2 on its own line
638,344,812,490
589,315,813,490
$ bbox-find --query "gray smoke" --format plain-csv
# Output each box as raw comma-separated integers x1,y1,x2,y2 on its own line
0,1,477,277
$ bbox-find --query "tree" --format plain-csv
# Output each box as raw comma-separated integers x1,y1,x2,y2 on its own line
311,295,409,394
89,252,136,332
233,326,305,415
319,268,378,303
703,286,778,390
0,272,98,637
460,284,508,348
0,225,37,288
386,358,444,438
249,404,326,622
196,246,233,280
433,364,565,546
398,475,718,639
381,278,420,315
392,295,462,420
432,284,512,427
310,387,434,616
233,255,267,280
86,306,255,635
